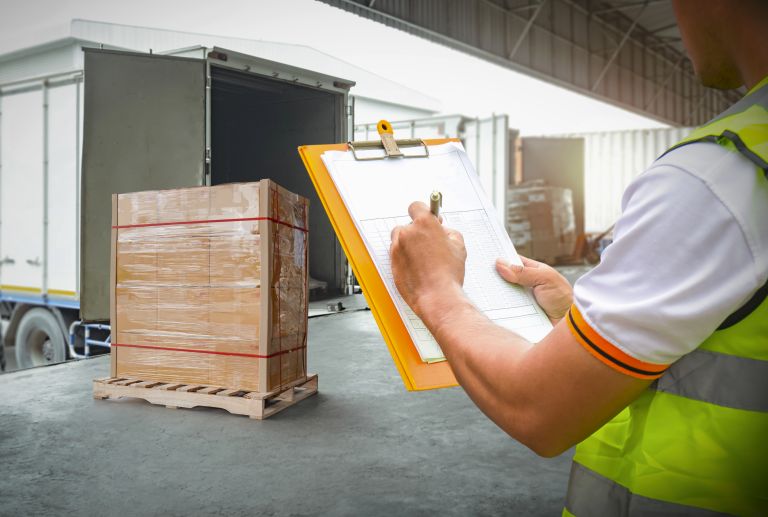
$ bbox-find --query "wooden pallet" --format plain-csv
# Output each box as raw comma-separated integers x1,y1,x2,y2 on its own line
93,374,318,420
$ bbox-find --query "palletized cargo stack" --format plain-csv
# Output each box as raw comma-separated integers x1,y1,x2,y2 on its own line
94,180,316,419
507,182,576,264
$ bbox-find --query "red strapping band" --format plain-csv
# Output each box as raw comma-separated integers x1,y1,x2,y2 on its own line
112,216,307,233
112,342,306,359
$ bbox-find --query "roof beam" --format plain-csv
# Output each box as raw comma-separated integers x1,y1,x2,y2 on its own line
508,0,548,59
648,21,678,34
318,0,741,126
591,1,648,91
591,0,666,15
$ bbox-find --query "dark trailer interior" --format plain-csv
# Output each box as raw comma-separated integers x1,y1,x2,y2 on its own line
81,47,352,322
210,65,348,295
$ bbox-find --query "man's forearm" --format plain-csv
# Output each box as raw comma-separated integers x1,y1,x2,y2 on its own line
417,286,539,443
416,285,651,457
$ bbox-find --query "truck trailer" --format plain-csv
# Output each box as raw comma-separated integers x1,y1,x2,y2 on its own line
1,44,354,369
1,32,517,371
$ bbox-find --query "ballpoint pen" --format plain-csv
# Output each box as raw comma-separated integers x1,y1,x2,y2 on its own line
430,190,442,218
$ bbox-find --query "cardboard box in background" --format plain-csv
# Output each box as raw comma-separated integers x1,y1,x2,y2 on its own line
507,181,576,264
110,180,309,393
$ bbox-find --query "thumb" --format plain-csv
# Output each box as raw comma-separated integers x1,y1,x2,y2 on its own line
495,258,543,288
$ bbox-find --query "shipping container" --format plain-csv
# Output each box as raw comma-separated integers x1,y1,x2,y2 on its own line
579,127,692,232
521,127,691,233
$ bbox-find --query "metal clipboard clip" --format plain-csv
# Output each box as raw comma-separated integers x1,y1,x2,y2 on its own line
348,119,430,161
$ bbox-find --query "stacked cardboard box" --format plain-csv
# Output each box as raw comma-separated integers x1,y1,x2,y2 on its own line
110,180,309,393
507,182,576,264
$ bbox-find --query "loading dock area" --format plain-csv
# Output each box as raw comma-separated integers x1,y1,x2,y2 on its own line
0,306,572,516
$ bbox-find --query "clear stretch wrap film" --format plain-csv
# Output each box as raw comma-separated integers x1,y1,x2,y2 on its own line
111,180,309,392
506,184,576,261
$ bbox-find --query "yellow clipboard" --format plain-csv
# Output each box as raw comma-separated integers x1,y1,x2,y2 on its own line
298,131,460,391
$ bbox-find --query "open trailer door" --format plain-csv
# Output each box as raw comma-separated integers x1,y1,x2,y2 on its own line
521,136,585,239
80,49,207,321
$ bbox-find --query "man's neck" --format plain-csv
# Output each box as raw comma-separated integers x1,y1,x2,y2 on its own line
732,18,768,90
743,68,768,91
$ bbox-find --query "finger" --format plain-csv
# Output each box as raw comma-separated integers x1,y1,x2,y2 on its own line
495,258,543,288
519,255,544,269
446,228,465,244
408,201,431,221
390,225,402,245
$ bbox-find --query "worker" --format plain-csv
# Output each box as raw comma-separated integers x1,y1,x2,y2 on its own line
389,1,767,515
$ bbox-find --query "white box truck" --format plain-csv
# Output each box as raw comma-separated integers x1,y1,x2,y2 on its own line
1,46,353,369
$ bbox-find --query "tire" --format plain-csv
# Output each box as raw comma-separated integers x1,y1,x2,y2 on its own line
15,308,67,369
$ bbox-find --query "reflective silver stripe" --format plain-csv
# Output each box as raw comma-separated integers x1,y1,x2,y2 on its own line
565,462,729,517
660,81,768,170
708,80,768,122
651,349,768,412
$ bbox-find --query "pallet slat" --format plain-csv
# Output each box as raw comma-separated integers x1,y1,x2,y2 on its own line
134,381,163,388
216,389,242,397
177,385,205,393
114,379,142,386
153,383,184,391
198,387,225,395
92,374,318,420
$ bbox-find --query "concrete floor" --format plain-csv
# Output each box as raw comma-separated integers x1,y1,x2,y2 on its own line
0,307,573,516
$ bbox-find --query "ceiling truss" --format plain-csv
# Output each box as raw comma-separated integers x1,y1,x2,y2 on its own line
319,0,742,126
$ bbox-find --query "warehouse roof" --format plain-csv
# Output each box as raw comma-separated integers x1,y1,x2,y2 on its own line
318,0,741,127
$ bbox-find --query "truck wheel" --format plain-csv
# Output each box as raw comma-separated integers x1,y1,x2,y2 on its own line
15,308,67,368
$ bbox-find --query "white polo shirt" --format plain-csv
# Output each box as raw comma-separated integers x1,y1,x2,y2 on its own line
568,141,768,379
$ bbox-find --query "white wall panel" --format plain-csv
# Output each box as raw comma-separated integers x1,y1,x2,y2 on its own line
46,83,79,296
0,90,44,291
579,127,692,232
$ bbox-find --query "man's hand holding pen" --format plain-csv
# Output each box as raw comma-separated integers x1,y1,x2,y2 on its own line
390,200,467,322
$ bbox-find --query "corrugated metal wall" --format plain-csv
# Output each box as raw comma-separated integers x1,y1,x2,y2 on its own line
576,127,692,232
319,0,741,127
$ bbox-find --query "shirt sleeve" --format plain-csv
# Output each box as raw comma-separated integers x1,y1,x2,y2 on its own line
569,144,761,379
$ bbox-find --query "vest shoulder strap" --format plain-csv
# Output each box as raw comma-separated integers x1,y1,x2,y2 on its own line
659,80,768,177
717,276,768,330
660,80,768,327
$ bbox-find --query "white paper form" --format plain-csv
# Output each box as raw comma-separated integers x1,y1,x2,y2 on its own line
321,142,552,362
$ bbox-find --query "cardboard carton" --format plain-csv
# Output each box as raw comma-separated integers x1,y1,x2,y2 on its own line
111,180,308,393
506,183,577,264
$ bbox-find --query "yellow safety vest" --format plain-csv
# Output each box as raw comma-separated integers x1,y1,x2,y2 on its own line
564,77,768,516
